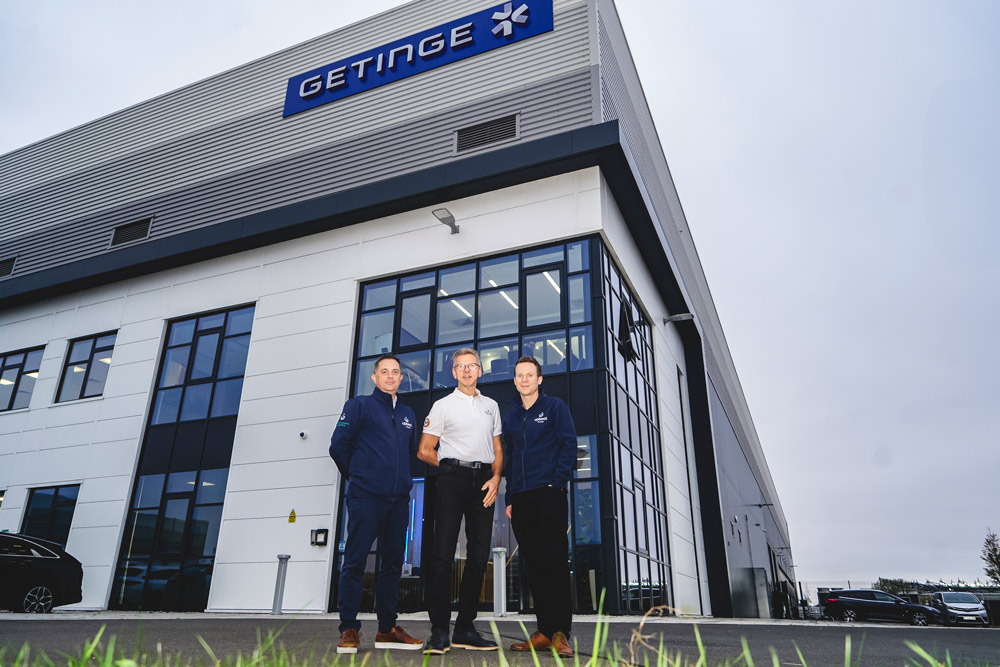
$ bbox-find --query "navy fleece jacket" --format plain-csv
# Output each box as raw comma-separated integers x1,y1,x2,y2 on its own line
329,388,417,499
501,391,578,505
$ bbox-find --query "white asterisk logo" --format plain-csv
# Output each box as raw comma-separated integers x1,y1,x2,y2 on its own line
492,2,530,38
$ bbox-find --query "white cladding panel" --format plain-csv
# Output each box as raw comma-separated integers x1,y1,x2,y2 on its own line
0,168,602,610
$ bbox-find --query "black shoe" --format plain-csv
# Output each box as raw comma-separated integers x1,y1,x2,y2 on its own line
452,627,498,651
423,627,451,654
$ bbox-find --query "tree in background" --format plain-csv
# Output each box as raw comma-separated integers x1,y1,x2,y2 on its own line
873,577,908,595
983,529,1000,585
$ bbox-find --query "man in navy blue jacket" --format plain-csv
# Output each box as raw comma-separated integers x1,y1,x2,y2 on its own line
501,355,577,657
329,354,422,653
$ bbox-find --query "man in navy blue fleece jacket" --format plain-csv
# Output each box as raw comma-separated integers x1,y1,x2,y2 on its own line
501,355,577,657
329,354,421,653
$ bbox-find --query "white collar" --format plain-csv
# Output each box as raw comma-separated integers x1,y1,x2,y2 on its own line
452,387,480,400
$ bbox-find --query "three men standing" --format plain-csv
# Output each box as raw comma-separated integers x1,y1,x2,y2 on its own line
328,351,576,656
417,348,503,654
501,355,578,657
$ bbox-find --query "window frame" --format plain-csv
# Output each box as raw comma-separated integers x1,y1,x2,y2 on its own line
351,238,596,397
55,331,118,403
0,345,45,412
20,483,81,547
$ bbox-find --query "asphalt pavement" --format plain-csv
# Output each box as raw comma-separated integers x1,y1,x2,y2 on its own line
1,612,998,667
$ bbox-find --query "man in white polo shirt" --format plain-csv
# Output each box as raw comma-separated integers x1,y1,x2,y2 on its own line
417,347,503,654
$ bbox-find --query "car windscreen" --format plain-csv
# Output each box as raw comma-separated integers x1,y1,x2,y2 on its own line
941,592,980,603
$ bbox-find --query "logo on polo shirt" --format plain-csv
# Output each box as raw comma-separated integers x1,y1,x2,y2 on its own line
533,412,547,424
424,417,431,428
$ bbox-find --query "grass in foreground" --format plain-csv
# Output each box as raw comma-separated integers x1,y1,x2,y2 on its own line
0,622,977,667
0,595,984,667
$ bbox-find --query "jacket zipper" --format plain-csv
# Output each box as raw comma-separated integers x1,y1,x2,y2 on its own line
520,409,528,493
391,405,399,497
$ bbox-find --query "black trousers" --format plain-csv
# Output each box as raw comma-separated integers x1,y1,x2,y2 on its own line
511,486,572,638
338,484,409,633
427,464,495,631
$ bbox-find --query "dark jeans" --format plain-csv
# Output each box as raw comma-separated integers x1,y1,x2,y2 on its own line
511,486,572,637
338,484,409,633
427,464,495,631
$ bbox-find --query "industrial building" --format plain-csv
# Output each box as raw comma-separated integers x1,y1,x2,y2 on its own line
0,0,794,616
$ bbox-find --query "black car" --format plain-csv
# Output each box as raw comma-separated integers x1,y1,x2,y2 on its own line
824,589,940,626
0,533,83,613
931,591,990,626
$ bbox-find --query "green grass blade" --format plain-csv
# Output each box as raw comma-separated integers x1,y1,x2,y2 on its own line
792,640,808,667
740,637,755,667
692,625,706,667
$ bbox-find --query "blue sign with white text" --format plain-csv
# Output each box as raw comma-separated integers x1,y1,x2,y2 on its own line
283,0,554,117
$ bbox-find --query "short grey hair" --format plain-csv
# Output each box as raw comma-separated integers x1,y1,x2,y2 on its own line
452,347,481,365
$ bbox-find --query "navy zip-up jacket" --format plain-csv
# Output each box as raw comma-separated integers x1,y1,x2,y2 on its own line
501,391,578,505
329,388,417,499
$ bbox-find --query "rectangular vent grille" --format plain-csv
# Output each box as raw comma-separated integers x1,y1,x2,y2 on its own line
0,256,15,277
456,114,518,152
111,218,152,246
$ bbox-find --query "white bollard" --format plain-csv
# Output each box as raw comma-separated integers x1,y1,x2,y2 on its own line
492,547,507,617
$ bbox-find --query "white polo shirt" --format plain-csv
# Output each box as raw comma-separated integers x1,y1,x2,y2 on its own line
423,388,502,464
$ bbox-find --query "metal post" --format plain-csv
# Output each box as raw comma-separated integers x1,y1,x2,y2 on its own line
492,547,507,617
272,554,291,615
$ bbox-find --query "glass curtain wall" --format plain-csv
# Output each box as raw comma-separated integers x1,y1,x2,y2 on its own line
339,237,670,615
110,304,254,611
599,246,671,613
337,238,601,614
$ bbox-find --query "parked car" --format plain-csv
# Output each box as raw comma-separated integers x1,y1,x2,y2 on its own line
824,589,940,626
0,533,83,613
931,591,990,627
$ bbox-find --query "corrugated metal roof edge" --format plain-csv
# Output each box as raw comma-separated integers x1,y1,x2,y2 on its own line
0,121,622,309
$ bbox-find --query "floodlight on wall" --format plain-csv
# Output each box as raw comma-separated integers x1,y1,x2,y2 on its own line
662,313,694,325
432,208,459,234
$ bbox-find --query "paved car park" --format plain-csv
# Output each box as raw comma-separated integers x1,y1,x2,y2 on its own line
1,613,996,667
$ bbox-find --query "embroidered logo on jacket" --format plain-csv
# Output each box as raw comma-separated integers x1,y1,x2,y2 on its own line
533,412,547,424
402,416,413,429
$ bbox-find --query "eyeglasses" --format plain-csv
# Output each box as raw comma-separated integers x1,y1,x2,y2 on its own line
453,363,480,371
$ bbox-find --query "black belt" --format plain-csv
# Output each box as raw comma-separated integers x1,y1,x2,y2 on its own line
440,458,489,470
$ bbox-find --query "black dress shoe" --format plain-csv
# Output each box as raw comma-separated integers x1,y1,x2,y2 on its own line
423,627,451,654
452,627,498,651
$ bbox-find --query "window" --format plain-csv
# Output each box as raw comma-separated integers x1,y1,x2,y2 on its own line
21,485,80,547
56,332,117,402
601,244,669,612
0,346,44,412
352,240,595,396
112,303,254,611
347,238,599,616
149,307,253,426
0,489,4,510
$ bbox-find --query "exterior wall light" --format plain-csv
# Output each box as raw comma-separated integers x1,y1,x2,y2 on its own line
432,208,459,234
662,313,694,325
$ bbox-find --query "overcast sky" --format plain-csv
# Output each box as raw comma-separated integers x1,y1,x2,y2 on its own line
2,1,998,588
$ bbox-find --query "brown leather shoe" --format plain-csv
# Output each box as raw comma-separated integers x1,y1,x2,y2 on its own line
551,632,573,657
374,625,422,650
510,632,551,651
337,628,360,654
